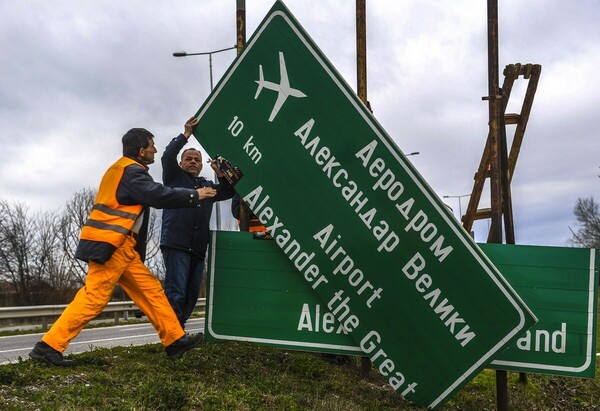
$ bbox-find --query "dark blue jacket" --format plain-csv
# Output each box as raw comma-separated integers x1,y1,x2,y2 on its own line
160,134,235,258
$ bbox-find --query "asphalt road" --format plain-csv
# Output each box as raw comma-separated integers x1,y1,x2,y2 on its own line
0,318,205,365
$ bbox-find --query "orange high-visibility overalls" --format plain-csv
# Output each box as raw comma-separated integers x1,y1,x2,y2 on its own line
42,158,185,352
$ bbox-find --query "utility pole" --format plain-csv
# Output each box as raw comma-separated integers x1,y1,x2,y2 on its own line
356,0,367,106
485,1,509,409
236,0,250,232
236,0,246,53
355,0,372,378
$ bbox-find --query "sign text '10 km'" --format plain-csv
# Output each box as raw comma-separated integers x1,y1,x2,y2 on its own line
228,116,263,164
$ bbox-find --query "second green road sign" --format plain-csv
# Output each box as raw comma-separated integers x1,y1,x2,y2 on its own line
207,232,597,379
486,244,598,378
193,1,536,408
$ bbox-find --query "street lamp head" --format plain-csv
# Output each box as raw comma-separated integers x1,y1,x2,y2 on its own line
172,46,237,59
443,194,471,199
406,151,420,157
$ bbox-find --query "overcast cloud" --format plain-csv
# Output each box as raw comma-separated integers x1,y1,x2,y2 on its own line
1,0,598,246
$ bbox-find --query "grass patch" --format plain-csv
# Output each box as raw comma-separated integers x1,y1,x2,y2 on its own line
1,341,600,410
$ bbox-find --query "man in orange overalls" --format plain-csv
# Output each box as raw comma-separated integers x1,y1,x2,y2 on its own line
29,118,213,366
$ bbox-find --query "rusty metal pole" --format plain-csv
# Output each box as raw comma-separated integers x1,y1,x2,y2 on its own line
486,0,508,410
356,0,367,104
236,0,250,232
487,0,502,245
236,0,246,53
356,0,371,378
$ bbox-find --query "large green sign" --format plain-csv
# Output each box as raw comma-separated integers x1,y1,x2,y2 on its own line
207,232,598,378
206,231,363,356
193,1,536,408
485,244,598,377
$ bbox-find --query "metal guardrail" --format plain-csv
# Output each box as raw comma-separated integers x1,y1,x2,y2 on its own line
0,298,206,331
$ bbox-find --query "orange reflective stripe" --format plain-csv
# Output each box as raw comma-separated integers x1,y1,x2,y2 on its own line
80,157,143,248
84,218,132,236
236,218,268,233
248,218,267,233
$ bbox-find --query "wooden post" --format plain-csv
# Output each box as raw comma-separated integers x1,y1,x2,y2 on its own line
486,0,509,409
236,0,250,232
356,0,367,104
356,0,372,378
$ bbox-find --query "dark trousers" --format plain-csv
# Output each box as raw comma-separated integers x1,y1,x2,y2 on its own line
162,248,205,329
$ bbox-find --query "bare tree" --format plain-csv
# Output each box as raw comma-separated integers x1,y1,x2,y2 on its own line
0,201,33,304
57,187,96,286
33,210,75,303
0,201,62,305
145,209,165,281
0,190,169,306
569,197,600,248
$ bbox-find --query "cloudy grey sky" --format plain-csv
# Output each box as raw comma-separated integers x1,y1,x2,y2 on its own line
1,0,598,246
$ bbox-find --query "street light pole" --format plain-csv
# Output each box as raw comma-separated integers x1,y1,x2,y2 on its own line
173,46,237,230
443,194,471,219
173,46,237,90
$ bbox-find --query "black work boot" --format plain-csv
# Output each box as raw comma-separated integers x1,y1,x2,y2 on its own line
165,332,204,360
29,341,76,367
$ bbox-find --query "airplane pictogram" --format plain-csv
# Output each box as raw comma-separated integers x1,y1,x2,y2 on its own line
254,51,307,122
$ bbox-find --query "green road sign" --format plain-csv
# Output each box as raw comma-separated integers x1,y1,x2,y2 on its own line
485,244,598,378
193,1,536,408
207,232,598,379
206,231,363,355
